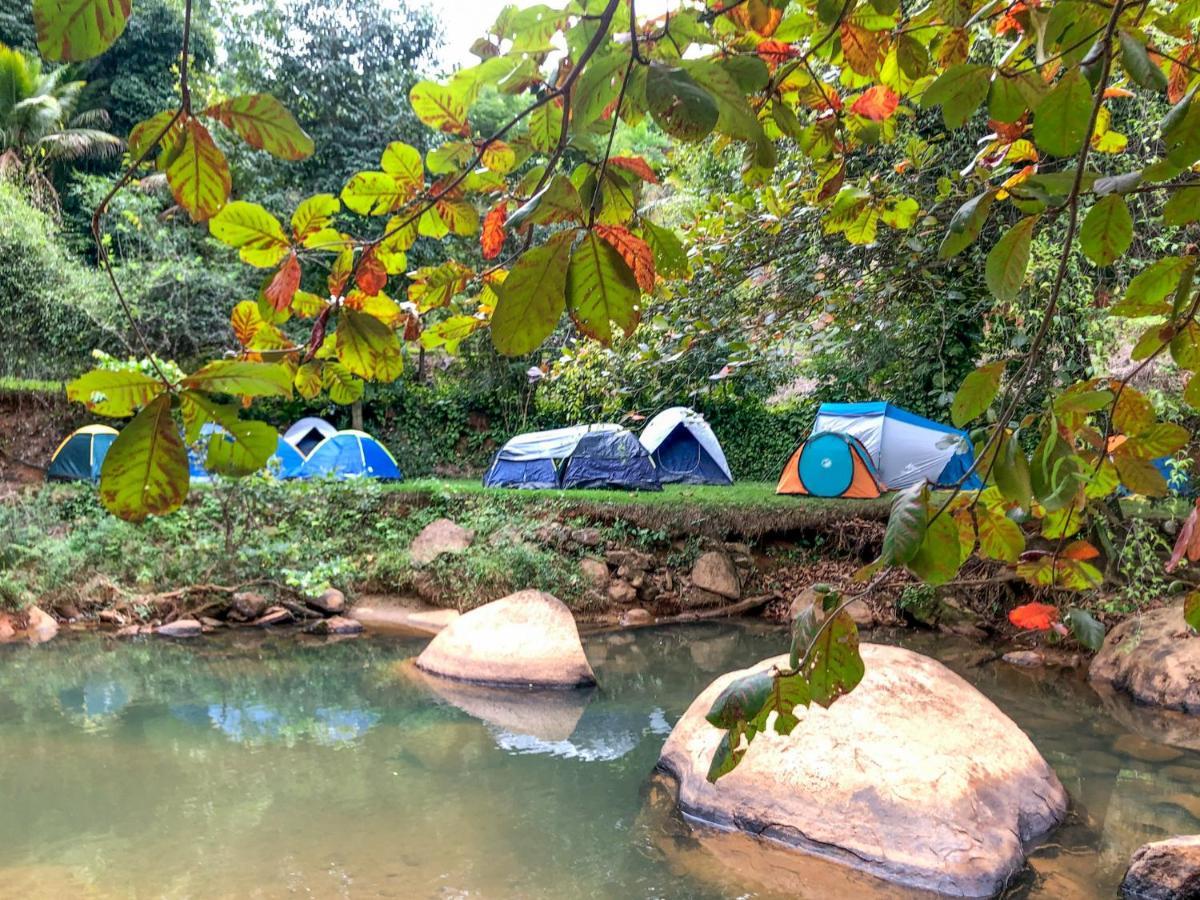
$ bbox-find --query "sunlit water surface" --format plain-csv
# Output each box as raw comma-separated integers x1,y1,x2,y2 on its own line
1,621,1198,898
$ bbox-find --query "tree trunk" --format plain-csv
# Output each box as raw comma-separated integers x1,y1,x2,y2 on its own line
351,400,363,432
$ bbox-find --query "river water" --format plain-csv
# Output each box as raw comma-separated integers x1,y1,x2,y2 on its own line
0,621,1197,898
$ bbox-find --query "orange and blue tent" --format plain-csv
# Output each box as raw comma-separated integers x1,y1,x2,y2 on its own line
775,431,884,498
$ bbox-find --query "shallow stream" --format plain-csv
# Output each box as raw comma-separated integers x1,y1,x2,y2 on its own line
0,622,1197,898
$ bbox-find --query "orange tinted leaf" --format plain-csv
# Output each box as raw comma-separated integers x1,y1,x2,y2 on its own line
850,85,899,121
264,252,300,311
231,301,264,347
204,94,314,161
594,225,655,292
609,156,659,184
841,23,882,76
355,247,387,296
1009,602,1059,631
1168,60,1190,104
481,202,507,260
1103,86,1135,99
166,119,231,222
1062,540,1100,560
755,39,798,68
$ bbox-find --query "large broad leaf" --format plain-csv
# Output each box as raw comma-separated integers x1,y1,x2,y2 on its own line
939,190,995,259
181,360,294,398
66,369,163,417
906,510,964,584
705,670,774,729
1064,607,1106,651
128,110,179,160
291,194,342,247
566,232,641,344
594,224,655,291
572,51,629,132
529,102,564,153
491,235,573,356
920,63,990,128
802,610,864,708
976,504,1025,563
645,64,719,143
410,80,469,136
1118,31,1167,93
335,310,402,380
380,141,424,195
881,483,927,565
684,60,763,142
641,221,689,279
323,362,365,404
985,217,1038,302
98,395,188,522
1111,256,1194,317
179,391,279,477
994,430,1034,509
204,94,313,161
341,171,408,216
208,201,290,267
166,119,231,222
951,360,1005,427
1080,195,1134,266
1033,70,1093,158
506,175,582,228
34,0,130,61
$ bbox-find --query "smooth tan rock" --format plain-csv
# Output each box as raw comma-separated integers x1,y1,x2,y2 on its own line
409,518,474,565
607,579,638,605
579,557,610,588
251,606,292,627
691,552,740,600
416,590,595,688
156,618,202,638
657,644,1067,897
620,608,654,626
1091,606,1200,712
350,602,459,636
0,607,58,644
308,588,346,615
1122,835,1200,899
304,615,363,636
229,591,268,621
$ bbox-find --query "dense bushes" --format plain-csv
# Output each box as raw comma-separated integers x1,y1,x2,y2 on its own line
0,181,123,379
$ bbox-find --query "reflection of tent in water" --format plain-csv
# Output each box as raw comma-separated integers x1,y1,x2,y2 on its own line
298,430,403,480
47,425,118,483
57,681,130,721
638,407,733,485
482,424,622,489
282,417,337,456
204,702,379,745
559,428,662,491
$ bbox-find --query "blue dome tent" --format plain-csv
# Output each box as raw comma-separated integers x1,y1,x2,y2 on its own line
559,428,662,491
483,424,622,489
811,402,982,491
282,416,337,456
47,425,118,482
638,407,733,485
298,430,402,480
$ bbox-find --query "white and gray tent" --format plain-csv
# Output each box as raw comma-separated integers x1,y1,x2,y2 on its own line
638,407,733,485
282,417,338,456
483,424,622,489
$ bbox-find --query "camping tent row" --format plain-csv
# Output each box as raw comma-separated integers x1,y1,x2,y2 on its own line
483,407,733,491
49,419,401,484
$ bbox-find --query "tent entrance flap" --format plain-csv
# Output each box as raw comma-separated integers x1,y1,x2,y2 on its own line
638,407,733,485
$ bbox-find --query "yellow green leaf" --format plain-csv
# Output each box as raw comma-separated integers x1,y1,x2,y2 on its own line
209,201,290,267
66,369,164,417
98,395,188,522
204,94,314,161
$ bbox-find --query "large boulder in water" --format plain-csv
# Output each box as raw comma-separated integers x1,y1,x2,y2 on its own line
0,606,58,644
1121,835,1200,899
415,590,595,688
1091,606,1200,711
657,644,1067,897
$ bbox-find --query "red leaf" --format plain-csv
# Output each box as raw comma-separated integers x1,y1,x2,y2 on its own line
264,252,300,311
849,85,899,121
1009,602,1060,631
481,202,507,260
756,39,798,68
355,247,387,296
988,115,1028,142
1062,540,1099,561
594,224,655,292
609,156,659,184
1169,502,1200,572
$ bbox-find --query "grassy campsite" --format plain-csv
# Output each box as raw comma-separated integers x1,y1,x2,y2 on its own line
5,0,1200,896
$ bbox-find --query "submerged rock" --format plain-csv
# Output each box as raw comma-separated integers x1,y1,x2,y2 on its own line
409,518,474,565
350,601,459,636
156,618,202,638
1122,835,1200,899
304,615,363,636
1091,606,1200,712
657,644,1067,897
416,589,595,688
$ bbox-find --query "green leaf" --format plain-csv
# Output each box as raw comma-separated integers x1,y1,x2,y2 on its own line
66,369,164,418
641,221,689,279
1164,187,1200,226
939,190,996,260
1118,30,1167,92
1114,450,1168,496
208,201,291,267
802,611,864,708
1112,256,1194,317
645,63,719,143
1127,422,1190,458
976,504,1024,563
705,730,744,783
529,102,564,154
1185,591,1200,633
341,171,407,217
920,63,990,129
409,80,468,135
1080,195,1134,266
178,391,279,477
380,141,424,193
1164,94,1200,169
34,0,130,61
881,483,927,565
204,94,314,161
167,120,232,223
988,74,1044,124
98,395,188,522
181,361,294,398
684,60,762,142
705,671,774,729
951,360,1006,427
1033,70,1093,158
336,310,402,380
491,235,574,356
323,362,364,405
906,510,964,584
566,232,640,344
506,175,583,228
571,51,628,133
994,430,1034,509
985,217,1038,302
1064,607,1106,650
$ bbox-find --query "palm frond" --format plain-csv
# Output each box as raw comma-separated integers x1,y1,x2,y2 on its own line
38,128,125,162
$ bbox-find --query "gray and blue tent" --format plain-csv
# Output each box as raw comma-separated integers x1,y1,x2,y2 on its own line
638,407,733,485
47,425,118,482
560,428,662,491
282,416,337,456
483,424,622,489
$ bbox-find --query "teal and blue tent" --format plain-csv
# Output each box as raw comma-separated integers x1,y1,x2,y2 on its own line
47,425,118,482
298,430,402,480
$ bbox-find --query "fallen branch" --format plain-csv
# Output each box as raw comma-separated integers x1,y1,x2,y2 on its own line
588,593,777,634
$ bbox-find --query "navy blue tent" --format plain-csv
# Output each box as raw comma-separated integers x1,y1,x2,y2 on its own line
484,424,622,489
639,407,733,485
560,429,662,491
